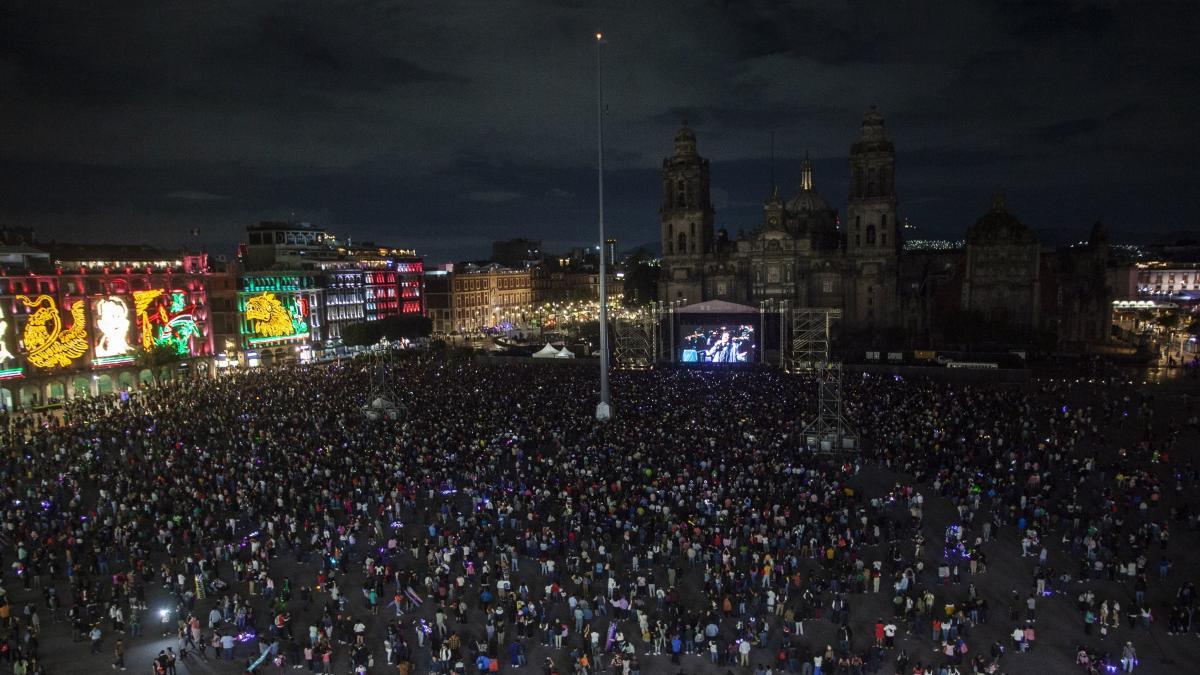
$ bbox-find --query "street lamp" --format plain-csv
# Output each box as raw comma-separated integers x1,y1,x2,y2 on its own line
595,31,612,422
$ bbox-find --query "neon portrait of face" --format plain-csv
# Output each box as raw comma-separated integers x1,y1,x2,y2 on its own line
95,297,132,357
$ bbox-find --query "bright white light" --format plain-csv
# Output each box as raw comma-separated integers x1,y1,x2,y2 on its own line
94,296,132,358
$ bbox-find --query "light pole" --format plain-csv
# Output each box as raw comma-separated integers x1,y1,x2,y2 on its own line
594,31,612,422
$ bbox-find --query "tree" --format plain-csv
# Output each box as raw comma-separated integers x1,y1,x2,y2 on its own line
1156,311,1181,331
138,342,182,367
136,343,182,380
378,314,432,341
340,315,433,347
341,321,382,347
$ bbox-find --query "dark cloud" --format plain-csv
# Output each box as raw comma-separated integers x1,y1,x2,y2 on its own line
165,191,231,202
1004,1,1116,41
0,0,1197,259
464,191,522,203
1027,118,1101,143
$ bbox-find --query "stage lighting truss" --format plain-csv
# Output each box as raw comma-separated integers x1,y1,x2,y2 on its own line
614,310,657,370
801,361,859,454
362,348,406,421
786,306,840,372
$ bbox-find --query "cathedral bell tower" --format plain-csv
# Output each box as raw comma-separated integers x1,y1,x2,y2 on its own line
846,106,897,255
844,106,899,327
661,122,714,256
659,122,714,303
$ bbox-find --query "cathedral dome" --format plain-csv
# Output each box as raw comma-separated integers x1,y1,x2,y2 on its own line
966,194,1038,246
785,153,830,213
787,190,830,213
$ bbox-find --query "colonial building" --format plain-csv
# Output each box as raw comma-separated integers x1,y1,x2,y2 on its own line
427,263,534,334
960,195,1042,331
0,243,215,410
659,107,901,330
657,109,1112,349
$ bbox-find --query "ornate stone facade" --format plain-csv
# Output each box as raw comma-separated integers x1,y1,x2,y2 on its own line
656,110,1113,349
659,108,900,330
961,195,1041,330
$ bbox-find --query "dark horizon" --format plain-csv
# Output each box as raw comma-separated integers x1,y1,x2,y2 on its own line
2,1,1197,262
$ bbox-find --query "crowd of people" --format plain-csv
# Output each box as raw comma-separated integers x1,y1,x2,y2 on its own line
0,353,1197,675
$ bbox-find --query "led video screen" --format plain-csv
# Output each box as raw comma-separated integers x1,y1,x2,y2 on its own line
679,324,755,364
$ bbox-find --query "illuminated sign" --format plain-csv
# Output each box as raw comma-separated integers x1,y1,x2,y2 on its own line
133,289,201,356
244,291,309,341
0,305,21,379
93,296,135,365
241,276,317,293
18,295,89,369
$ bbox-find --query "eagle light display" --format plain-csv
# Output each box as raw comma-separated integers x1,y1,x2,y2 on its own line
244,291,309,340
18,295,89,369
133,289,202,356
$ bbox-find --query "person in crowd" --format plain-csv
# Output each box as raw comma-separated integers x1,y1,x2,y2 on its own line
0,357,1192,673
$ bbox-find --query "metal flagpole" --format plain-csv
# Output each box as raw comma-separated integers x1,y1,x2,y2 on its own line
595,31,612,422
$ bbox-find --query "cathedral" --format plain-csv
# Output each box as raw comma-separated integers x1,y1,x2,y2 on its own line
657,106,1113,350
658,107,900,330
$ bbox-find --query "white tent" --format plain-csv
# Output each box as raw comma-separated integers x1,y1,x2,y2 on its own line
532,344,561,359
555,347,576,359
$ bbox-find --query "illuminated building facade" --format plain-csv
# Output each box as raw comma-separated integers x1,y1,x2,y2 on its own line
343,252,425,320
438,263,533,333
0,246,214,410
324,271,365,342
1130,264,1200,299
236,273,324,366
239,221,424,351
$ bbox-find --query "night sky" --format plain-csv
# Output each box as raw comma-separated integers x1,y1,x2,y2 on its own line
1,1,1198,263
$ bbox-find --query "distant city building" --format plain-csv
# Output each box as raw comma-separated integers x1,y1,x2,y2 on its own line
491,238,543,268
244,221,335,270
428,263,533,334
423,270,453,335
537,268,624,303
1130,263,1200,298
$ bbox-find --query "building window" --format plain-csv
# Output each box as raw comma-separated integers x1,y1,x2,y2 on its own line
822,279,833,293
866,225,876,246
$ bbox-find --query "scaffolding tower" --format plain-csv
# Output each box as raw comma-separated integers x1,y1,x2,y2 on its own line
780,305,857,452
786,307,840,371
801,362,858,452
614,306,657,369
362,348,405,421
